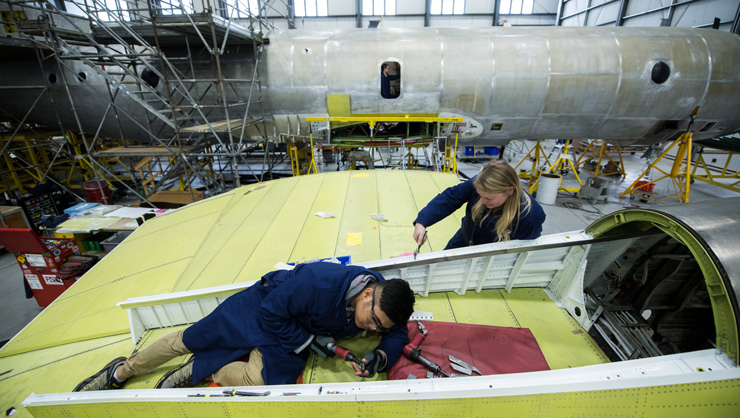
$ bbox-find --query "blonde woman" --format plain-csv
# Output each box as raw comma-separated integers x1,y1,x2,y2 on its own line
413,161,546,250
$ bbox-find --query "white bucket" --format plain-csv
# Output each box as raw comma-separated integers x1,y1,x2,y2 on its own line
536,173,561,205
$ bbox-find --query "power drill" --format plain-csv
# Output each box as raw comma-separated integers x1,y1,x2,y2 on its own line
402,322,450,377
326,342,366,373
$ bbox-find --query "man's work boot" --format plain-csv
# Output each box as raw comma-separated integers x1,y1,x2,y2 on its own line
155,358,194,389
73,357,127,391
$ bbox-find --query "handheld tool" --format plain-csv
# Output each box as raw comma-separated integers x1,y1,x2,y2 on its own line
401,321,450,377
402,321,427,356
448,354,481,376
407,348,450,377
414,231,427,260
326,342,366,373
224,390,270,396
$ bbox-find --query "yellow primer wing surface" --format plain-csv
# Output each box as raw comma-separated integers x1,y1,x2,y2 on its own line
0,171,462,414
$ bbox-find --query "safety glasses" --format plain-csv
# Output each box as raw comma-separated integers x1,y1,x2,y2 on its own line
371,289,390,333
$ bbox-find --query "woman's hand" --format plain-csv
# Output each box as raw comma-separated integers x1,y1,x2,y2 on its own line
413,223,427,246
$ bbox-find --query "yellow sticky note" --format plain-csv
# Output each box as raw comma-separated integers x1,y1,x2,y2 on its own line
346,232,363,246
351,173,369,178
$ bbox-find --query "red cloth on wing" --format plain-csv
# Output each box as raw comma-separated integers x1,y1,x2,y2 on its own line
388,321,550,380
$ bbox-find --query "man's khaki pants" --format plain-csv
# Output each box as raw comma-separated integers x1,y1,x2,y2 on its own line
119,329,265,386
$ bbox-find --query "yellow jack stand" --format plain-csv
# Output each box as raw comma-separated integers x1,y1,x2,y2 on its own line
530,140,583,194
691,147,740,194
290,134,319,176
306,134,319,175
514,139,551,189
576,140,626,178
443,133,459,176
371,147,387,169
621,132,693,204
388,149,419,170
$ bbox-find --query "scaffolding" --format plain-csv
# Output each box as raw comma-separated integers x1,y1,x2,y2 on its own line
0,0,290,204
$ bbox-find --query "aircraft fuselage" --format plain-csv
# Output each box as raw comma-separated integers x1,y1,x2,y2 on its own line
1,26,739,145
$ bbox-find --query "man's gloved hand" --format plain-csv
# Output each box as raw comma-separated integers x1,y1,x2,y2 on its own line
309,335,335,359
362,350,385,378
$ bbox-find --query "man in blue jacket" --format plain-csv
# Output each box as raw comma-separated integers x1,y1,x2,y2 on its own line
73,262,415,390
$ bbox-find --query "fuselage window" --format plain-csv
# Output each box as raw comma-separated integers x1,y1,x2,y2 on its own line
381,62,401,99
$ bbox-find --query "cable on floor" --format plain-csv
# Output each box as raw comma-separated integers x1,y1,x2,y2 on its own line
557,201,602,215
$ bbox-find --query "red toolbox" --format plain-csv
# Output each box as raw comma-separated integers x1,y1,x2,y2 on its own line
0,228,80,307
634,180,655,192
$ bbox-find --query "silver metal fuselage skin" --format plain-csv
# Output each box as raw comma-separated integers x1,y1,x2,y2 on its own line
261,26,740,145
1,26,739,145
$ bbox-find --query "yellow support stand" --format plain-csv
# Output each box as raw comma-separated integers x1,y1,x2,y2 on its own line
307,133,319,175
2,151,26,194
371,147,387,169
0,129,69,193
288,144,301,176
65,131,99,184
690,148,740,194
0,129,133,195
443,133,459,176
621,132,693,204
529,140,583,194
173,152,214,193
576,140,626,178
407,151,419,170
289,135,319,177
514,139,551,189
548,140,583,192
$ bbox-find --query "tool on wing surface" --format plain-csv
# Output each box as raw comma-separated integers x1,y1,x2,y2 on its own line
448,354,481,376
401,321,450,377
414,231,427,260
224,390,271,396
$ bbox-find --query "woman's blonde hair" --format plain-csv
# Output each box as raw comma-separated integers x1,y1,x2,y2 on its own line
471,161,530,242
